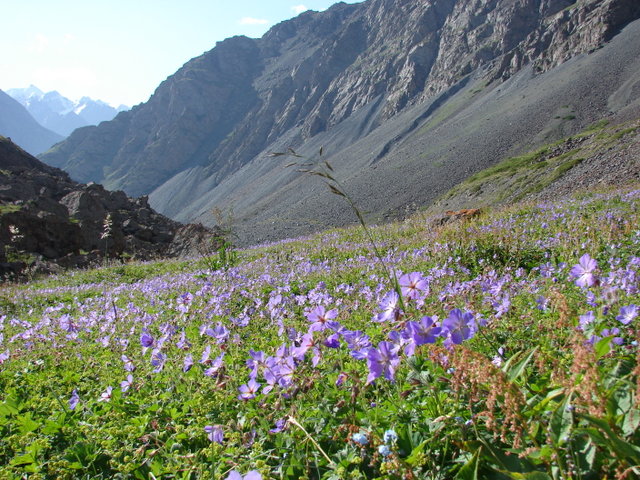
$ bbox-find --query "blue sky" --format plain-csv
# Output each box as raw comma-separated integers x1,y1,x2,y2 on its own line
1,0,364,107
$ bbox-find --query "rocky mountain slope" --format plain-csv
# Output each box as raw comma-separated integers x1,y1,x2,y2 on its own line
7,85,128,137
40,0,640,246
0,90,63,155
0,136,218,277
427,118,640,214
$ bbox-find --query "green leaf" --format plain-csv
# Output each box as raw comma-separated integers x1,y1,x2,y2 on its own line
17,413,40,434
0,395,21,416
579,414,640,463
455,449,479,480
523,445,553,461
504,347,538,382
549,392,573,445
476,440,536,473
574,437,596,472
406,440,428,467
521,473,552,480
607,387,632,418
622,408,640,436
10,453,35,467
594,336,612,359
42,420,62,435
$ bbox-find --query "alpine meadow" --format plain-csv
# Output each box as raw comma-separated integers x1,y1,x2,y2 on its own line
2,0,640,479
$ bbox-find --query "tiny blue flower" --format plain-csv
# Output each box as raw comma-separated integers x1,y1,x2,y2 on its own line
383,429,398,445
378,444,392,457
351,432,368,445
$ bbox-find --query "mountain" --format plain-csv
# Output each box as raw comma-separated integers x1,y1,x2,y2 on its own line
40,0,640,246
6,86,128,137
75,96,129,125
0,90,64,155
0,135,219,277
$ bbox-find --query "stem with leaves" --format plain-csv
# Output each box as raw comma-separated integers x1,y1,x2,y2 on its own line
271,147,405,311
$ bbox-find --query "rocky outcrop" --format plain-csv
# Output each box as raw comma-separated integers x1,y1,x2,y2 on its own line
39,0,640,246
0,136,220,278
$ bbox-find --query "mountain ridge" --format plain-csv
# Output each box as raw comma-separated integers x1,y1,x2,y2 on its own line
0,90,63,156
40,0,640,246
7,86,128,137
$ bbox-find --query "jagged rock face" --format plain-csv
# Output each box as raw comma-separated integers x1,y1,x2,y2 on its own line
0,137,219,276
39,0,640,245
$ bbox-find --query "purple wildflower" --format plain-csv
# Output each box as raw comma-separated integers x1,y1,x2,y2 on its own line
378,444,392,457
151,349,166,373
578,311,595,331
238,379,261,400
226,471,262,480
601,328,624,345
388,329,415,357
536,296,549,311
121,354,135,372
140,331,154,349
492,346,505,367
176,292,193,313
205,424,224,444
493,295,510,318
343,330,371,360
570,254,598,288
291,333,316,360
270,418,288,433
441,309,475,345
373,291,401,323
183,354,194,372
366,341,400,384
306,305,338,332
383,429,398,444
200,345,212,365
176,330,191,350
69,389,80,410
0,349,9,364
204,353,225,377
399,272,429,300
98,386,113,402
120,374,134,393
246,349,267,378
208,323,229,344
324,333,340,348
405,316,442,346
616,305,638,325
59,314,79,333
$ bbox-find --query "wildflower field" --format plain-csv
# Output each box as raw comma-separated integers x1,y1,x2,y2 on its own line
1,186,639,479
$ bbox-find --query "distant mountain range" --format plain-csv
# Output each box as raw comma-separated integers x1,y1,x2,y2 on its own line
6,85,128,137
0,90,63,156
39,0,640,246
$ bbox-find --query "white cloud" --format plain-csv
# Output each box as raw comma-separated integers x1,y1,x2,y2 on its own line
63,33,76,44
239,17,269,25
292,4,308,14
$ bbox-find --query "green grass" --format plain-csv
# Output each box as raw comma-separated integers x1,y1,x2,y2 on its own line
432,118,639,211
0,204,21,215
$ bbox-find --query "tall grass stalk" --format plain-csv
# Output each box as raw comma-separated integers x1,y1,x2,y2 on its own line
272,147,406,311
